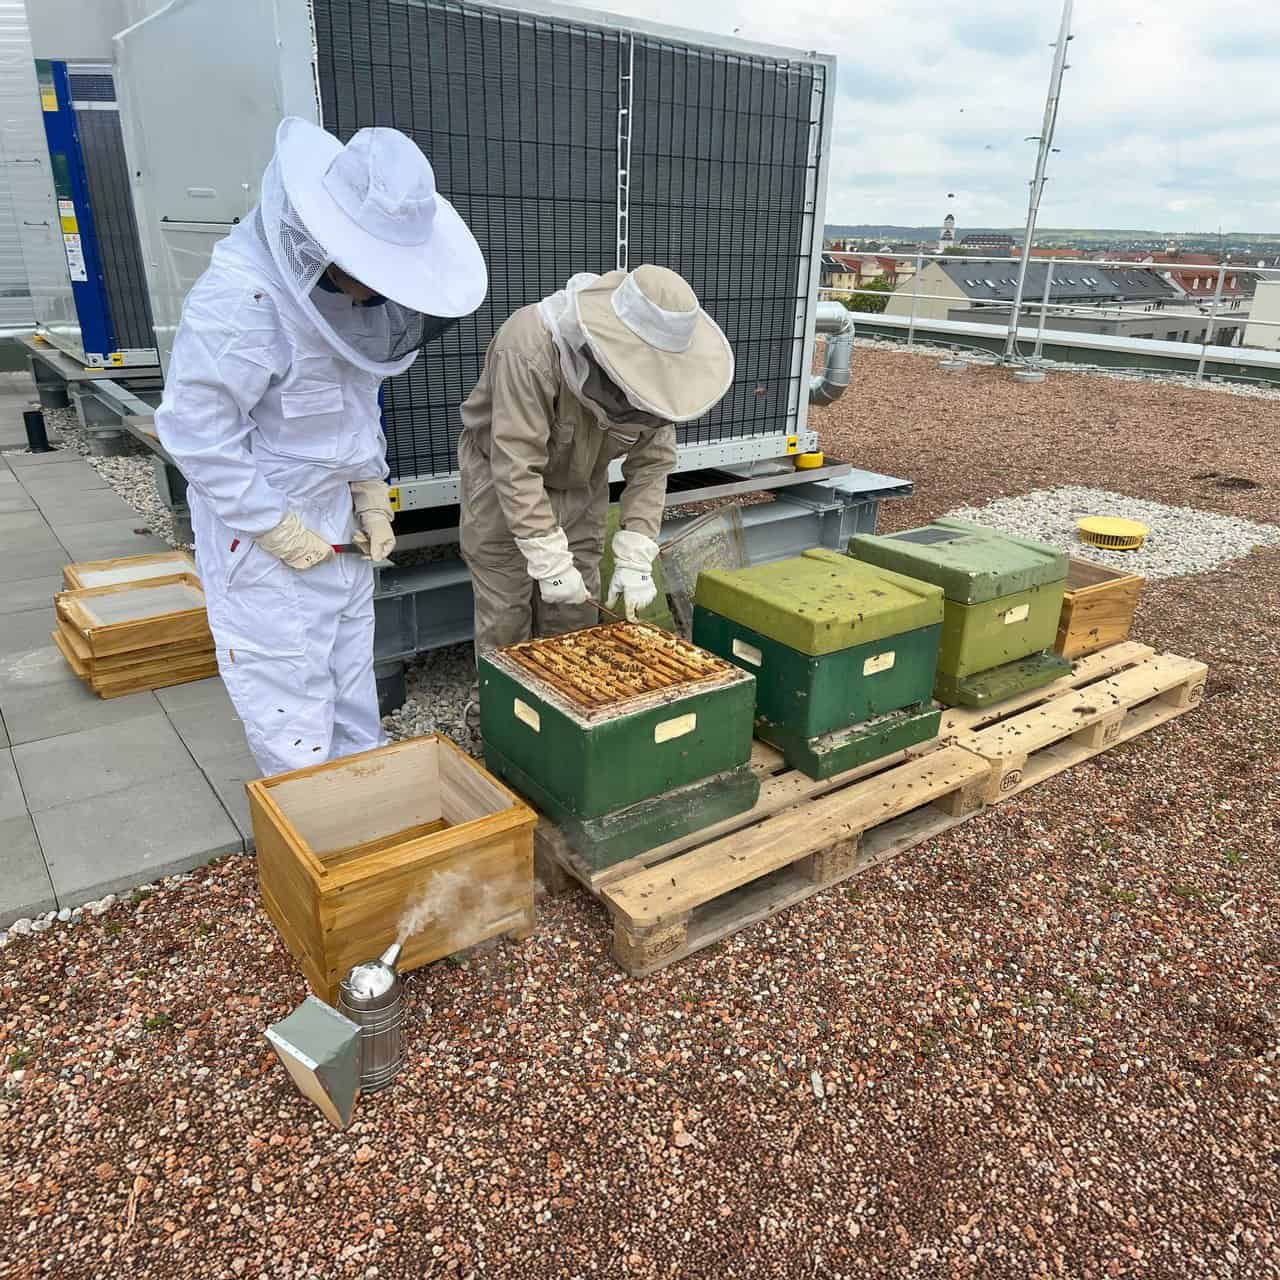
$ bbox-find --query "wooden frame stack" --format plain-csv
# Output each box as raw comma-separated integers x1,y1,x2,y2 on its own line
53,571,217,698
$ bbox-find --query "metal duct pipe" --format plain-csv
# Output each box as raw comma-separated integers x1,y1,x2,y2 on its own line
809,302,854,405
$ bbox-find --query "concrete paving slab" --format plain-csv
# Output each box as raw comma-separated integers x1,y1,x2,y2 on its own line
0,710,7,748
0,748,24,820
0,816,56,923
0,512,61,553
0,607,56,659
0,575,62,617
41,490,136,527
2,448,89,470
200,747,261,848
0,679,159,745
154,675,231,713
15,711,200,812
0,633,79,695
0,509,53,536
55,520,170,562
0,467,19,483
0,547,71,585
18,467,111,495
0,492,37,514
165,697,248,765
37,773,243,907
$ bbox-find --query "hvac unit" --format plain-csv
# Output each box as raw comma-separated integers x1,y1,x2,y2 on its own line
110,0,833,508
20,43,157,367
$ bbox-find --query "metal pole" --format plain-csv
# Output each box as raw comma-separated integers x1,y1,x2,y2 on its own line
1004,0,1074,364
1195,264,1227,384
1033,260,1055,363
907,253,923,348
22,408,52,453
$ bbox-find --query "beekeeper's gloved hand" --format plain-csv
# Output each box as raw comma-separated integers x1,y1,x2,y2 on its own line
256,510,334,570
606,529,660,621
350,479,396,561
516,527,589,605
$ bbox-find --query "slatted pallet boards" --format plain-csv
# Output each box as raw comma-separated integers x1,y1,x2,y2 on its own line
534,641,1208,976
52,569,217,698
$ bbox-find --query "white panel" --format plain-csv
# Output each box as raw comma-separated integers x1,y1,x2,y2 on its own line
731,638,763,668
115,0,319,371
1002,603,1030,625
0,0,57,329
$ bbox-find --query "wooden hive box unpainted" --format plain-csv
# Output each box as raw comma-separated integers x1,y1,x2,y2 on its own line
1055,559,1143,660
62,550,197,591
249,736,537,1004
55,573,212,658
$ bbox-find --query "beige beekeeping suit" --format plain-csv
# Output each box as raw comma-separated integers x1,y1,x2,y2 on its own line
458,302,677,651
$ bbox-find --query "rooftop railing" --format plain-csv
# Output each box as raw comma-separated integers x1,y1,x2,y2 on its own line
819,251,1280,384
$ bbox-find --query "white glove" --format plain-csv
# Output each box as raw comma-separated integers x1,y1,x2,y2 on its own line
606,529,660,621
350,479,396,561
516,528,589,606
353,512,395,561
256,511,333,571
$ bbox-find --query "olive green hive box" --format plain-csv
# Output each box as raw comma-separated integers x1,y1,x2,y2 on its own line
693,548,945,778
478,625,758,871
848,518,1071,708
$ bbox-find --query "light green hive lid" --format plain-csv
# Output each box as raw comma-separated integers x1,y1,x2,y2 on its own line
848,517,1067,605
693,546,944,655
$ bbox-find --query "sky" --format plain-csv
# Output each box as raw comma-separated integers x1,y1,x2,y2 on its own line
565,0,1280,234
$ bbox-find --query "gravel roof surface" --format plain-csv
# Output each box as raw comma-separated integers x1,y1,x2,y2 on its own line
3,350,1278,1279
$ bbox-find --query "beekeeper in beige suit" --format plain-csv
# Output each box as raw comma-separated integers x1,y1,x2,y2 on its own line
458,266,734,657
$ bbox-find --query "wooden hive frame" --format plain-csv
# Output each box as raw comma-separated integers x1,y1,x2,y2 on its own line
55,573,211,658
62,549,198,591
250,735,538,1003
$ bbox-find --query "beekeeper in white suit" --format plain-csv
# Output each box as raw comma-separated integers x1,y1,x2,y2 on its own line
156,118,485,776
458,266,734,660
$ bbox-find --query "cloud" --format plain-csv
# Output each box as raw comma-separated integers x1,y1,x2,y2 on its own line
567,0,1280,233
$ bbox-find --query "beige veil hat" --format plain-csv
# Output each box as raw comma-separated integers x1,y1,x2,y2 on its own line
574,266,734,422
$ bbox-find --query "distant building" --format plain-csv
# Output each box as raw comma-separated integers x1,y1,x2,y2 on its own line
938,213,955,254
959,232,1015,253
882,257,1248,345
821,251,916,294
1243,281,1280,350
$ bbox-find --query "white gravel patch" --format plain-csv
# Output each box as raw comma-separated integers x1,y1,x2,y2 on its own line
945,485,1280,579
381,641,475,745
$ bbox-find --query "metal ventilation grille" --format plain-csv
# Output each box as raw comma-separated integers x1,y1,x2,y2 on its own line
67,72,116,104
315,0,621,480
313,0,821,482
627,40,815,449
74,100,156,352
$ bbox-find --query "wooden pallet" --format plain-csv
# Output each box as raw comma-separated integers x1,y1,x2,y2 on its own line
534,642,1207,976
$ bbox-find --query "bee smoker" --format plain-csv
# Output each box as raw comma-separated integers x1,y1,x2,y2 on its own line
336,941,405,1092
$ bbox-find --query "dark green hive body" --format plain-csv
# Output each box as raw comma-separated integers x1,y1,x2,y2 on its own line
849,519,1069,705
477,630,759,869
692,552,946,779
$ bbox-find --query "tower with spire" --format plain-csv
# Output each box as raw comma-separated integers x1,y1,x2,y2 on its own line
939,213,956,254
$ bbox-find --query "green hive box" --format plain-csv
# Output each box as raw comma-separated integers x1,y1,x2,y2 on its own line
848,518,1070,707
478,624,759,869
693,549,945,778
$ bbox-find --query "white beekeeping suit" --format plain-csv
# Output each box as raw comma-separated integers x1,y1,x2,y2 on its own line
156,118,485,776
